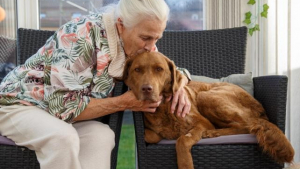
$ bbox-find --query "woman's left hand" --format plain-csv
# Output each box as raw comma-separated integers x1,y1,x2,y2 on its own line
170,76,191,118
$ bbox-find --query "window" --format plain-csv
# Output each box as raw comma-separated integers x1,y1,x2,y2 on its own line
39,0,203,31
40,0,114,30
166,0,203,30
0,0,17,81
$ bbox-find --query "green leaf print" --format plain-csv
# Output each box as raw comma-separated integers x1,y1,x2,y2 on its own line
14,68,29,80
62,71,91,89
1,66,30,93
46,92,65,115
24,53,45,69
52,49,72,64
44,51,53,85
99,36,110,56
92,68,114,97
90,27,99,47
82,78,92,85
0,96,18,105
77,18,86,26
64,96,86,118
73,37,93,64
65,23,77,34
46,90,89,122
44,68,51,85
87,14,102,21
52,32,59,48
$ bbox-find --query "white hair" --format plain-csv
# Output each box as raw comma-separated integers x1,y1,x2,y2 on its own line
114,0,170,29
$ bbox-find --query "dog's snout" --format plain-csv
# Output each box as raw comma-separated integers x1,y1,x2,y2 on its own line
142,84,153,93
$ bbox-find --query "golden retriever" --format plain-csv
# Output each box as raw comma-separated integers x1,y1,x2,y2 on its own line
123,52,294,169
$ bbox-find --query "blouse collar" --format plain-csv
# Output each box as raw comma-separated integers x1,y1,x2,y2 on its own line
103,8,126,79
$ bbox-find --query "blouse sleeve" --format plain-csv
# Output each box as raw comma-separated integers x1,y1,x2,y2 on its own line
46,14,112,123
176,67,192,81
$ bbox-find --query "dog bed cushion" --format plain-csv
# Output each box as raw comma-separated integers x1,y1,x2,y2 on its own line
158,134,257,145
0,134,16,146
1,134,258,146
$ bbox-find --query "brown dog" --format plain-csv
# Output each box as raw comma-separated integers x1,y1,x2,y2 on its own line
123,52,294,169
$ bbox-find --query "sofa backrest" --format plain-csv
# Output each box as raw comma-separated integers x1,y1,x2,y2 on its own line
156,27,247,78
17,28,55,65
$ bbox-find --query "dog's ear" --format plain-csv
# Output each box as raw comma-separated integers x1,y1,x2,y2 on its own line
122,58,133,83
165,57,182,94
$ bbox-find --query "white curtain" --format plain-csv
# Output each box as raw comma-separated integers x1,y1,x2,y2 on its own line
204,0,242,30
17,0,39,30
266,0,300,164
204,0,300,164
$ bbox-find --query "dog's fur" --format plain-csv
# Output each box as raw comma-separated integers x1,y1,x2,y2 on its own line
123,52,294,169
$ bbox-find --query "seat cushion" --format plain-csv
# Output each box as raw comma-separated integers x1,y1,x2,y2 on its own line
0,134,16,146
158,134,257,145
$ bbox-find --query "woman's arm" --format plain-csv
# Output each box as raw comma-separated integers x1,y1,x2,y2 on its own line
73,90,162,121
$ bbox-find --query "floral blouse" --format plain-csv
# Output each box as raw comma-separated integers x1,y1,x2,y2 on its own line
0,13,191,123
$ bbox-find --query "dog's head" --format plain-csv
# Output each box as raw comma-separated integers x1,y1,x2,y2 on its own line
123,52,182,102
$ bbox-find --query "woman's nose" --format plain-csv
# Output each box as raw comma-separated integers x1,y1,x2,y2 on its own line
144,40,156,52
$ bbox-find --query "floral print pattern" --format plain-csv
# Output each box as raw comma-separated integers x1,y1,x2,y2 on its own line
0,14,114,123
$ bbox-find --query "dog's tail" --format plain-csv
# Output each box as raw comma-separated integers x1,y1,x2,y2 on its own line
248,118,294,163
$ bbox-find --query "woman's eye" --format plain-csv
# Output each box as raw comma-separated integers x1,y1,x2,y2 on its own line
135,68,140,72
141,37,150,41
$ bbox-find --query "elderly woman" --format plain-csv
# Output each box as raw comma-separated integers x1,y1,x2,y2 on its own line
0,0,191,168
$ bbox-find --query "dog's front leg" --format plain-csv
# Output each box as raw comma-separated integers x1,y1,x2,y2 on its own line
144,128,162,143
176,126,203,169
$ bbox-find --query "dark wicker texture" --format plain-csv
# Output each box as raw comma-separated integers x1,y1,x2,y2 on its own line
0,28,124,169
134,27,285,169
253,76,288,133
16,28,54,66
0,36,16,64
156,28,246,78
0,36,17,82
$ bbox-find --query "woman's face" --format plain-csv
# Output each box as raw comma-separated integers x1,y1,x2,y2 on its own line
116,18,166,58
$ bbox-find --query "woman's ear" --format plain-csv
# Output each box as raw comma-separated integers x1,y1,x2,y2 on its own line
116,18,124,34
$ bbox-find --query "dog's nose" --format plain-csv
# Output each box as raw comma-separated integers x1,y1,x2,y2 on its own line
142,84,153,93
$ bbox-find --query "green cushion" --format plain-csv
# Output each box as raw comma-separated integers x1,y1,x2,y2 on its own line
191,72,254,96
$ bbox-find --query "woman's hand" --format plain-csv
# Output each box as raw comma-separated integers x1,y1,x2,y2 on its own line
120,91,162,113
170,76,191,117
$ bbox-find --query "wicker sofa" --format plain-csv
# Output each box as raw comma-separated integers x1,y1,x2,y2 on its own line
0,36,17,82
0,28,125,169
133,27,287,169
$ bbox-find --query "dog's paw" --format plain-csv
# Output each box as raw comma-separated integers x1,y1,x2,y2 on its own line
202,130,221,138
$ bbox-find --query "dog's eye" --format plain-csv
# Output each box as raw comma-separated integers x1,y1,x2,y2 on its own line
135,68,140,72
156,67,163,72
